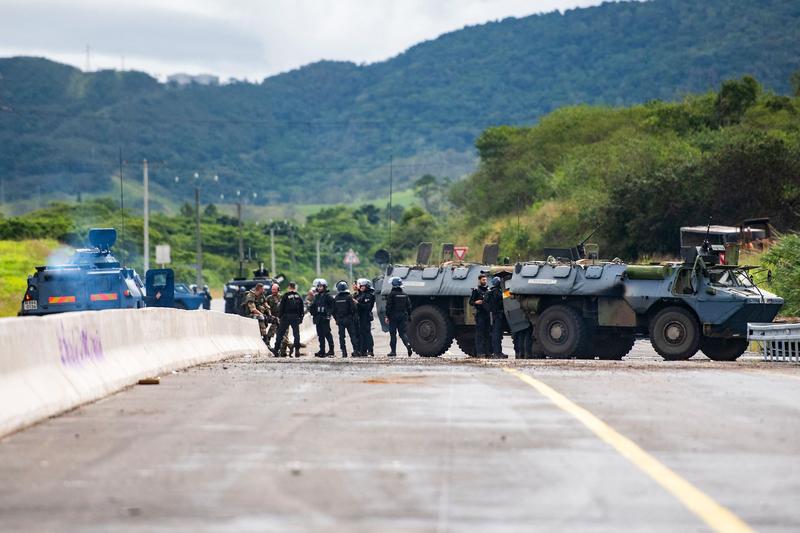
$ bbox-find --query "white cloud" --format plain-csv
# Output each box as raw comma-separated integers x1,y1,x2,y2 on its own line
0,0,610,80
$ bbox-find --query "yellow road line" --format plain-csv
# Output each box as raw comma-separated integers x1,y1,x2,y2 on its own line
502,367,754,533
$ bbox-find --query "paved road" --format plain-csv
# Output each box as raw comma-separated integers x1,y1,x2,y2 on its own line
1,327,798,532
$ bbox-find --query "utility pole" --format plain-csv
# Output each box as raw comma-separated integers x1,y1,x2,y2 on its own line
237,201,244,277
143,159,149,272
270,224,276,276
194,185,203,286
315,237,321,277
388,154,393,262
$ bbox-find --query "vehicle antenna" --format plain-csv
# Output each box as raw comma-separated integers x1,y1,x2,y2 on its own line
119,147,124,255
702,216,712,253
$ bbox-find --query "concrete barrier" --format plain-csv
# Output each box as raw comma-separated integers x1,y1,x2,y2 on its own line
0,308,267,437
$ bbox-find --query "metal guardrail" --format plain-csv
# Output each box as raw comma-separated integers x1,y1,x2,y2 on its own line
748,323,800,363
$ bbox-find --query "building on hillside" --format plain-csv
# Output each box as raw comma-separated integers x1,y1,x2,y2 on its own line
166,73,219,86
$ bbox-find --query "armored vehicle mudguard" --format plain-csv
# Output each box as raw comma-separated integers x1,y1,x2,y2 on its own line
20,228,148,316
509,246,783,361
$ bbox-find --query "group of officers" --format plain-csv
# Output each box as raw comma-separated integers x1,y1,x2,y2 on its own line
241,277,378,358
469,272,532,358
243,271,529,359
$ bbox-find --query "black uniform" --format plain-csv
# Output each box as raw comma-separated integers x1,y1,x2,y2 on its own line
513,326,534,358
274,290,305,355
355,288,376,356
311,290,336,356
385,286,412,356
486,285,506,356
469,283,491,356
333,291,360,356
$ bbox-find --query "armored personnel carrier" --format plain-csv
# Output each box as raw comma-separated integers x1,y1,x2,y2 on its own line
507,240,784,361
20,228,150,316
375,243,513,357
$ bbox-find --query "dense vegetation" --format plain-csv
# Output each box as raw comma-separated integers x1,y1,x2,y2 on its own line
1,0,798,210
761,236,800,316
448,76,800,261
0,239,57,316
0,194,437,308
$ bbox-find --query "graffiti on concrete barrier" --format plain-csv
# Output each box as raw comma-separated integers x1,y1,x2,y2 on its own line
58,324,105,366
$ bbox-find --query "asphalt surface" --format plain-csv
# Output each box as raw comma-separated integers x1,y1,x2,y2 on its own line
1,320,799,532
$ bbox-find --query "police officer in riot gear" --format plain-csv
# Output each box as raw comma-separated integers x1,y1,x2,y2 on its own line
311,279,335,357
469,273,491,357
385,277,413,357
272,281,305,357
487,276,507,358
333,280,360,357
355,278,375,356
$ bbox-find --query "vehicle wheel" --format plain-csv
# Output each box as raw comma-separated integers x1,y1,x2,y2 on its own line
409,305,455,357
649,307,699,361
595,333,636,360
174,301,188,310
455,329,476,357
700,337,748,361
536,305,588,359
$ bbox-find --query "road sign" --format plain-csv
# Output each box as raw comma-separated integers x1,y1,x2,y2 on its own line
454,246,469,261
343,249,360,266
155,244,171,265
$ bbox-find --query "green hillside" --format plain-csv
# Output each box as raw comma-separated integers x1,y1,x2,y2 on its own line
1,0,798,209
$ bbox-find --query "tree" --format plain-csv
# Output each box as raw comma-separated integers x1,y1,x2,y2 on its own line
180,202,194,218
413,175,437,213
203,203,219,218
714,76,760,126
791,69,800,97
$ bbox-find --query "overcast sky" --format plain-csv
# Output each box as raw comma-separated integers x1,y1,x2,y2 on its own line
0,0,608,81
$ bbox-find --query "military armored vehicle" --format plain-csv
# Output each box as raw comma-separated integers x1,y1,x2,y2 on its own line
507,239,784,361
223,263,281,314
19,228,166,316
375,243,510,357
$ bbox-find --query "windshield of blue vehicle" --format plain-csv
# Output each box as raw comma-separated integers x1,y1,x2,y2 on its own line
708,268,754,288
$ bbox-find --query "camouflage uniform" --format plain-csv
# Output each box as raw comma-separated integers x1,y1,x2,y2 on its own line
242,289,270,337
266,292,290,357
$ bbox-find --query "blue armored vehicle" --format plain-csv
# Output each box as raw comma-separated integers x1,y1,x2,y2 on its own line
20,228,150,316
507,240,784,361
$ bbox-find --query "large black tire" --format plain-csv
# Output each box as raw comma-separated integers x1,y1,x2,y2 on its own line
536,305,589,359
455,329,476,357
649,307,700,361
409,305,455,357
595,333,636,360
700,337,748,361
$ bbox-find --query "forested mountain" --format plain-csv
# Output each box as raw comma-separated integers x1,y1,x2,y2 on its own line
0,0,798,209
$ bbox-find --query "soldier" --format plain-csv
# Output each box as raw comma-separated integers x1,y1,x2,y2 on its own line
487,276,507,358
241,282,271,344
469,273,491,357
266,283,290,357
271,281,305,357
355,278,376,356
384,277,413,357
311,279,335,357
333,280,360,357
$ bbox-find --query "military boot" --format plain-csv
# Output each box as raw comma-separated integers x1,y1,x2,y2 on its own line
293,345,301,358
